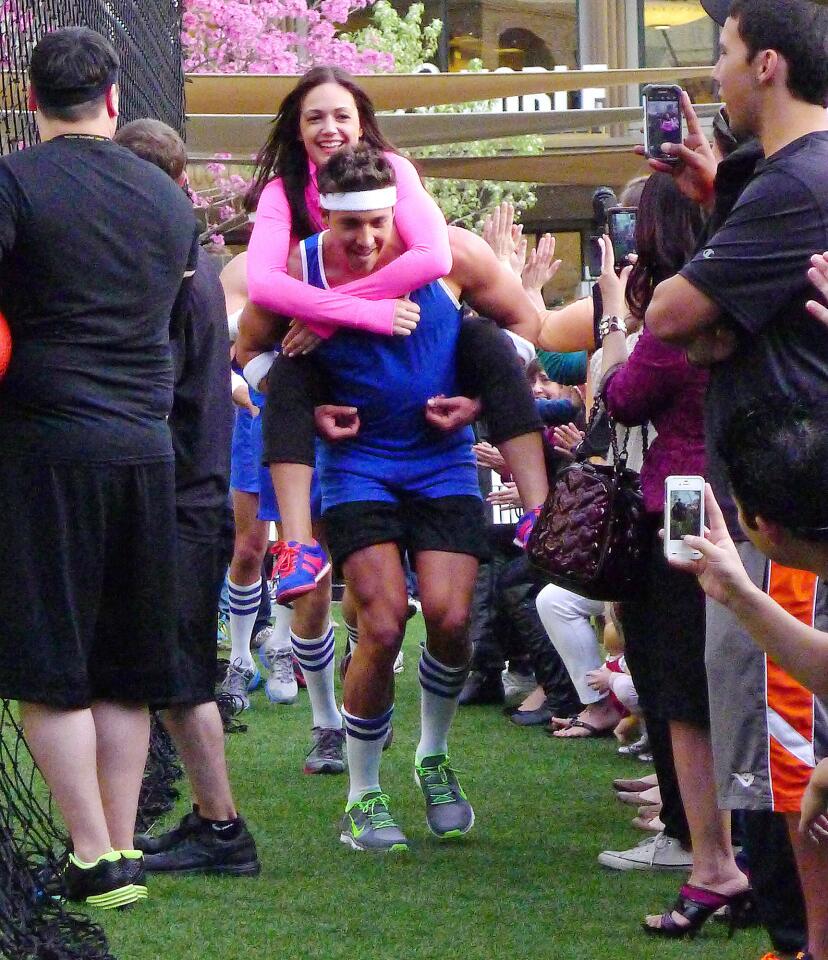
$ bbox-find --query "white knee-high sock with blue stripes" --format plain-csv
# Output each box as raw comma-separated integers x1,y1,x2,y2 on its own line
291,625,342,730
228,578,261,672
416,647,469,764
343,704,393,806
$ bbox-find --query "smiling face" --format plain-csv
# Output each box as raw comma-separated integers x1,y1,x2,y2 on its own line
299,82,363,169
713,16,764,138
326,207,395,274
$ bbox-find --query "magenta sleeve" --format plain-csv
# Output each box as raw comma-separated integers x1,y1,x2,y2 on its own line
246,178,395,337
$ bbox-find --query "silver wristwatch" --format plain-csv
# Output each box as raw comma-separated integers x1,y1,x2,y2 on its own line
598,315,628,340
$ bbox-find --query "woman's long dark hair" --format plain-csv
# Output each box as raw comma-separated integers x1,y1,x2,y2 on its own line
245,65,398,239
625,173,704,321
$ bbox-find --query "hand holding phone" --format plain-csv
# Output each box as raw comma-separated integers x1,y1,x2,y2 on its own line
608,206,637,267
643,84,683,165
664,476,705,561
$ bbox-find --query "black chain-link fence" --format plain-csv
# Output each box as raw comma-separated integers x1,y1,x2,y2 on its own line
0,4,186,956
0,0,185,152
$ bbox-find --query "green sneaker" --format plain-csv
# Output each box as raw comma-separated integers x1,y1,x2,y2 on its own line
415,754,475,839
339,792,410,853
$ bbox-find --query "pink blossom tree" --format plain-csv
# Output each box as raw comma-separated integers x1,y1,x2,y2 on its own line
182,0,394,74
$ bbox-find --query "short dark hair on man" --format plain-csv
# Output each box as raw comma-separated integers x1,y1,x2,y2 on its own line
720,397,828,540
114,119,187,181
30,26,119,122
317,144,396,196
728,0,828,106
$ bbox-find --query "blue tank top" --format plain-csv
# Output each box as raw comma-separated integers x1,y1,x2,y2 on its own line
302,231,478,503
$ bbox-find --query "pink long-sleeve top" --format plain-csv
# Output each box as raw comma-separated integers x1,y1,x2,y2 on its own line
246,152,452,339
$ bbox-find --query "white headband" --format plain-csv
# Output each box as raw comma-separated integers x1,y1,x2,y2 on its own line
319,186,397,211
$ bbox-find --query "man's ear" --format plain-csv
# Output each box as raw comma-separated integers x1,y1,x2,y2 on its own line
105,83,119,120
755,514,787,545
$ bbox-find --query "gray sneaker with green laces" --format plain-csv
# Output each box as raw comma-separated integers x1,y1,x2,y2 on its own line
415,754,475,839
339,792,410,852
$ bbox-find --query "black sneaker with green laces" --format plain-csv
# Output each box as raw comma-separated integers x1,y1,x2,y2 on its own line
339,791,410,852
415,754,475,839
63,851,147,910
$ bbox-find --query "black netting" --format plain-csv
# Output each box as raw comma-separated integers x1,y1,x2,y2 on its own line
135,714,183,836
0,701,116,960
0,0,184,153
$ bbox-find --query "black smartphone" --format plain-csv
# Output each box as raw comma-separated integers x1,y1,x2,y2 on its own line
643,84,683,164
608,206,637,266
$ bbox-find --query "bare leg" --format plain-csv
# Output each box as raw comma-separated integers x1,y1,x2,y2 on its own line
343,543,408,717
20,702,112,862
415,551,477,668
787,813,828,960
269,463,314,544
229,489,268,586
499,433,549,511
645,720,748,930
90,701,150,851
160,703,236,822
291,520,333,640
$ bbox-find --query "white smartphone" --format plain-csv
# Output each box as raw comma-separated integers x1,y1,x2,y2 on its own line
664,476,705,560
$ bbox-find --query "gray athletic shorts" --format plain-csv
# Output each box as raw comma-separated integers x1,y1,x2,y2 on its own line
706,540,828,813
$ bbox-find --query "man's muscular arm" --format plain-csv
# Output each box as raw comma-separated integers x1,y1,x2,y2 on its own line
447,226,542,343
235,300,290,369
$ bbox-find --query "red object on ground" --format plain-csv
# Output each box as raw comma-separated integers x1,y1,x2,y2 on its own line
0,313,10,378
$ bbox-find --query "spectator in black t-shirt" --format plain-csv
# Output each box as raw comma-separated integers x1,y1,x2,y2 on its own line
114,119,259,878
644,2,828,955
0,28,199,908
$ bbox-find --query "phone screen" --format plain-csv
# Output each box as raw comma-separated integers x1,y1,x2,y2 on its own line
668,488,703,541
646,94,682,160
609,210,637,263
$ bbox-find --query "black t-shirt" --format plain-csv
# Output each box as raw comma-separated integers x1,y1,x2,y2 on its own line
681,131,828,536
170,247,233,540
0,135,199,462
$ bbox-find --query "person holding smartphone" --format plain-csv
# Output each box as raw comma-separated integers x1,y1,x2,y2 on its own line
645,4,828,958
588,174,755,938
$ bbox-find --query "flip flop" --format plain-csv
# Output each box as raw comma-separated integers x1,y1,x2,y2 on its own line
548,717,614,738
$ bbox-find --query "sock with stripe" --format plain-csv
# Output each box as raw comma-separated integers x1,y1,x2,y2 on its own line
343,704,393,806
228,577,261,672
291,625,341,729
345,620,359,655
416,647,469,764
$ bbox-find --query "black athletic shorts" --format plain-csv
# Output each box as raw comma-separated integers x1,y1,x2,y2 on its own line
0,457,186,710
323,495,490,568
165,513,234,709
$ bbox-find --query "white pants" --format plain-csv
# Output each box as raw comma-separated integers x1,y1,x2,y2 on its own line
535,584,604,705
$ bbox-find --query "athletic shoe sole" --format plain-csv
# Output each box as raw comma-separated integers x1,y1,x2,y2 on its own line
339,832,409,853
265,688,298,705
82,883,148,910
276,561,332,605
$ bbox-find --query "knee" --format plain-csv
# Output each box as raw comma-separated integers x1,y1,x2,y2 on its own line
359,604,407,660
232,534,267,573
425,604,471,651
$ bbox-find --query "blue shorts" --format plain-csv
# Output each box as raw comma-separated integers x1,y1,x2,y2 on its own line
231,399,322,523
319,444,480,512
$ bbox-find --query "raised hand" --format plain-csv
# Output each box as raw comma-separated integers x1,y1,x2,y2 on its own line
635,91,717,208
522,233,562,294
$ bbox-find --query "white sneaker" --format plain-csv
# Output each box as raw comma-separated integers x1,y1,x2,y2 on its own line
393,649,404,674
261,644,298,704
252,624,273,650
597,832,693,871
501,669,536,705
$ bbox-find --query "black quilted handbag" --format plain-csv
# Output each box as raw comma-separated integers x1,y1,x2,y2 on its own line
527,397,651,601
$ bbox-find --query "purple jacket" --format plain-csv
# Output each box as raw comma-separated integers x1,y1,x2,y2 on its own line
603,327,708,513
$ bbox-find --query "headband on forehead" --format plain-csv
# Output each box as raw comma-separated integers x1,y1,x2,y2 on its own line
34,69,118,109
319,186,397,211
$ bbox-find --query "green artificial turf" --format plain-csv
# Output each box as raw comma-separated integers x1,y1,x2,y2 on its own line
100,610,766,960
